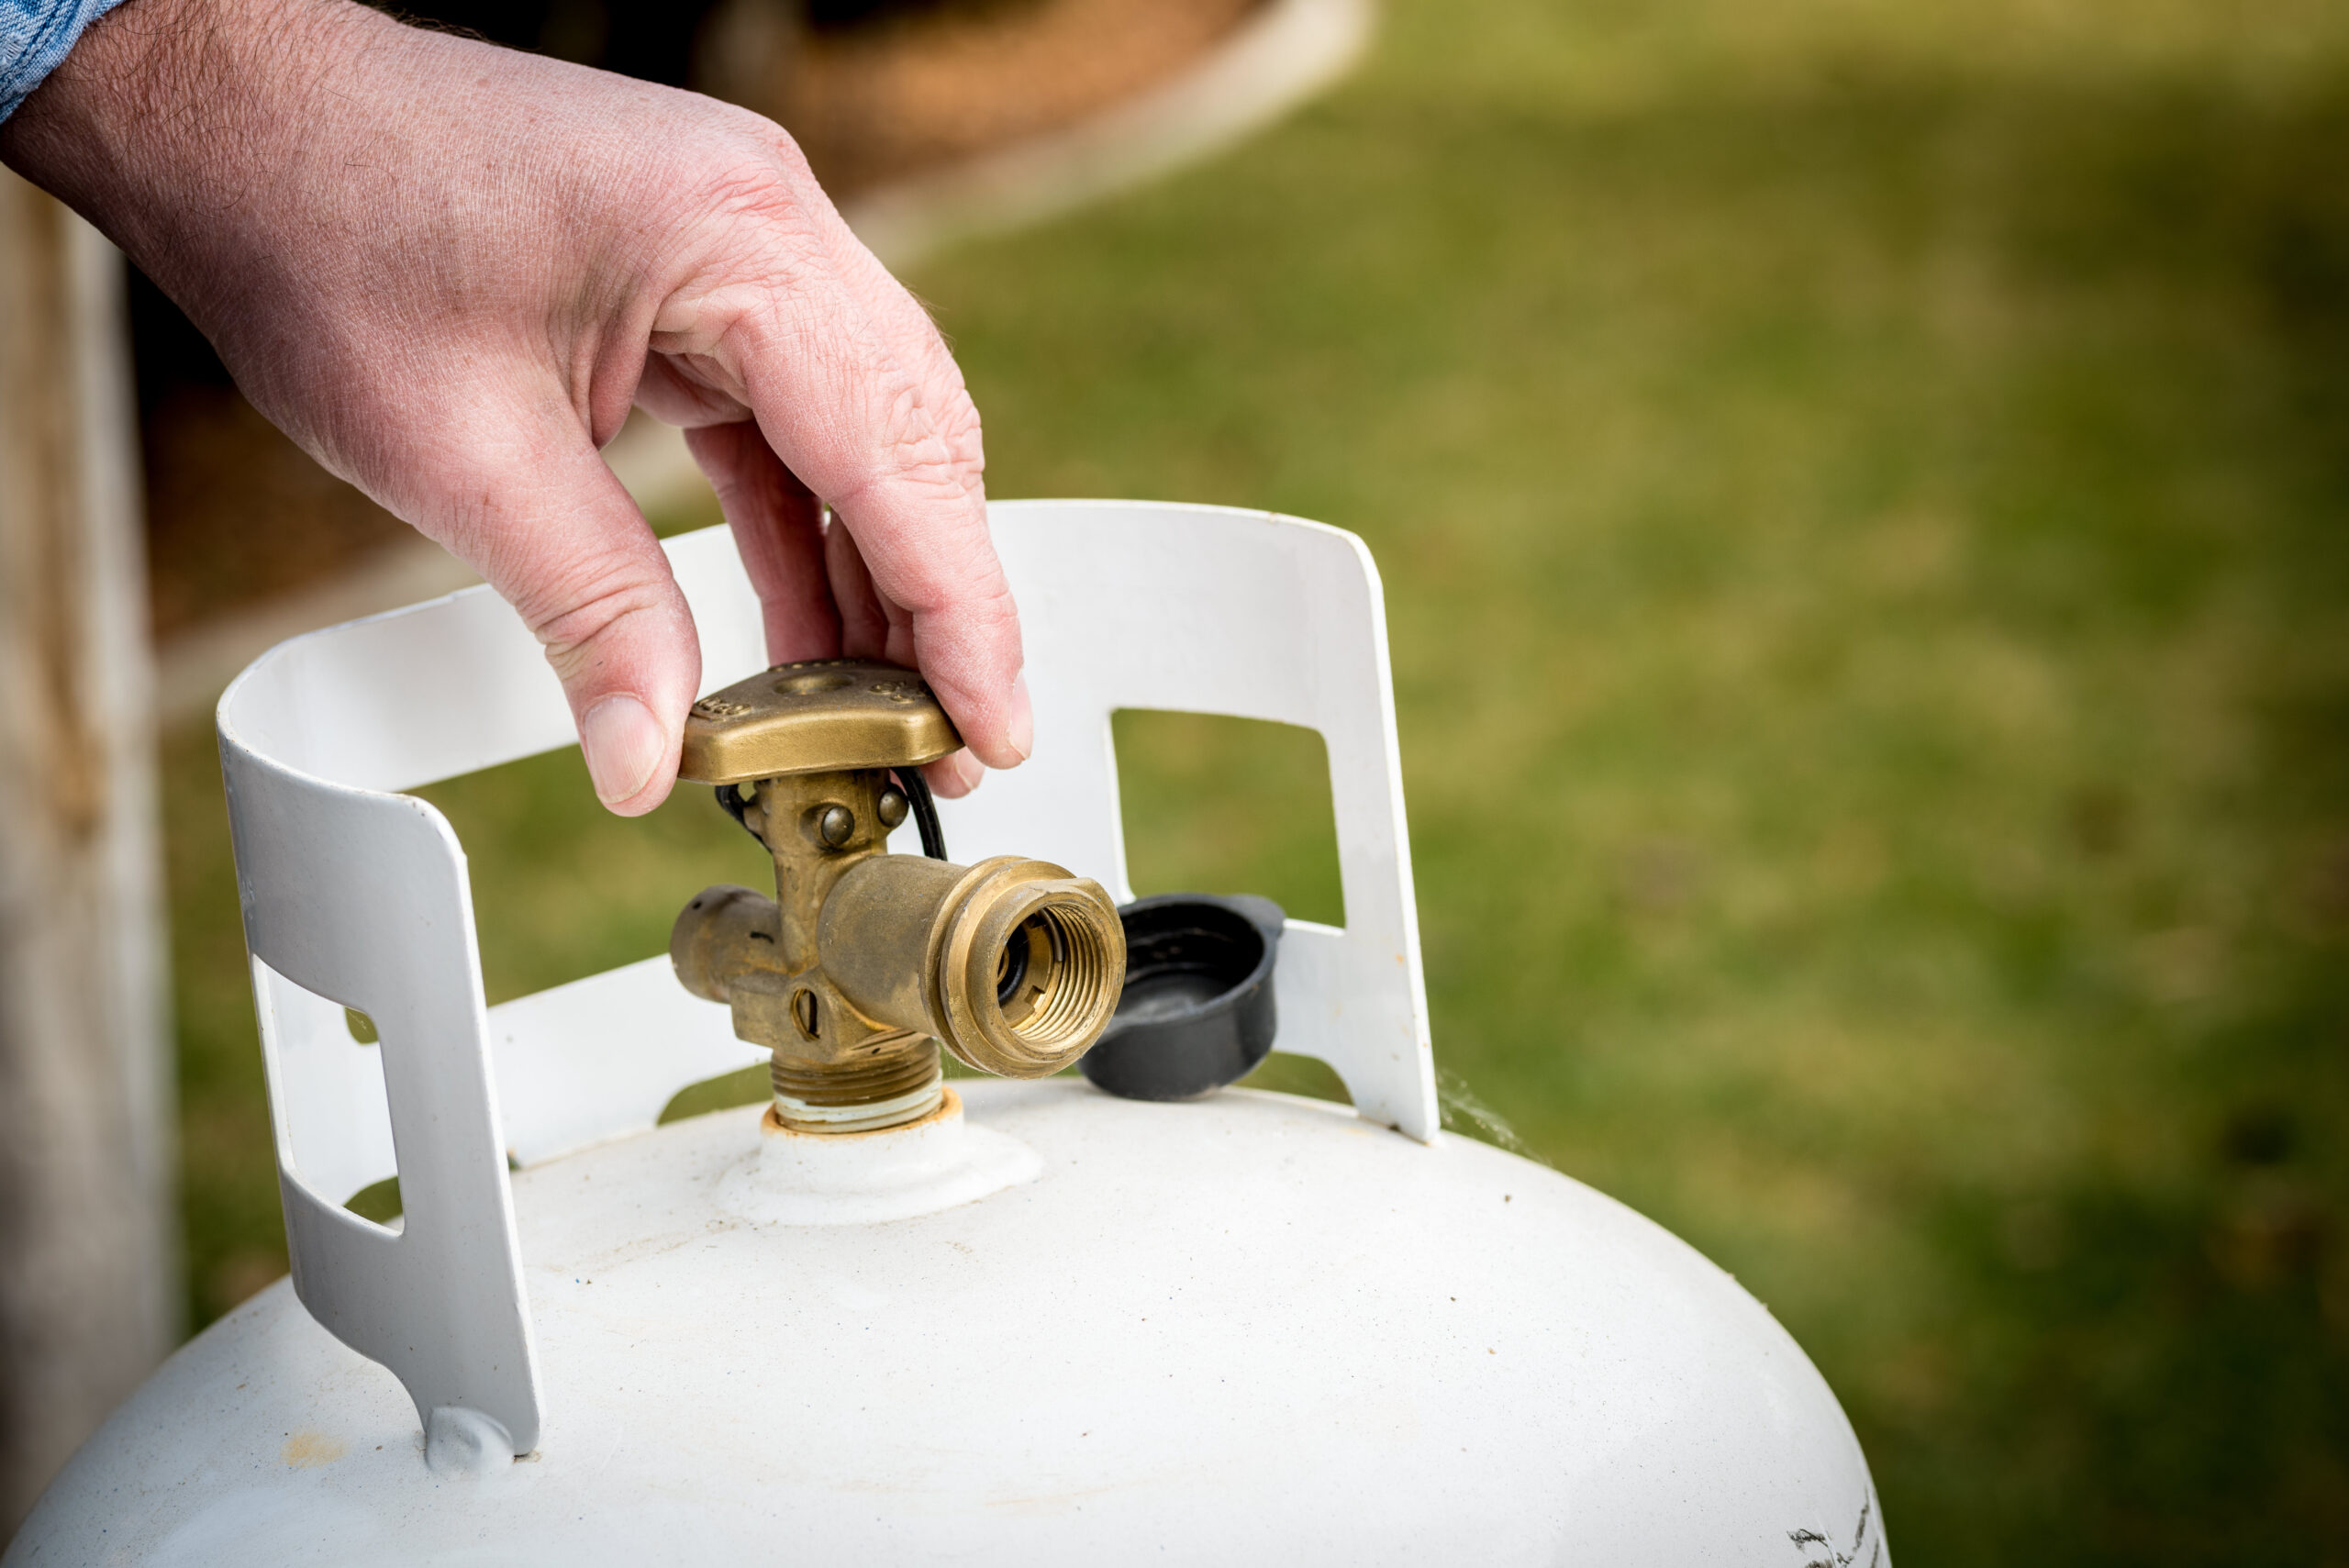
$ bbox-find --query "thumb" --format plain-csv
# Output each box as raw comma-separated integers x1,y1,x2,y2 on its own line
435,439,701,817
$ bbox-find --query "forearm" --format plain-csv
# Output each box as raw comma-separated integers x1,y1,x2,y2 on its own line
1,0,668,487
3,0,360,317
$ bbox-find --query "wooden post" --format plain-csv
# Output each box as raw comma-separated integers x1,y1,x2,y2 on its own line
0,168,173,1536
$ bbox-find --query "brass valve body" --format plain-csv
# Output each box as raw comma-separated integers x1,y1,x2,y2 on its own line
668,661,1125,1133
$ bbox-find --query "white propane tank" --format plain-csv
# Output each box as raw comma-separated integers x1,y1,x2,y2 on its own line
7,503,1886,1566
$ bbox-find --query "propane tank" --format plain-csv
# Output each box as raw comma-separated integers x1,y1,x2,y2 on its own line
6,502,1886,1566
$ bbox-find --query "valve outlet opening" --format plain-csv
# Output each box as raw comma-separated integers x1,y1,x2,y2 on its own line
996,901,1115,1050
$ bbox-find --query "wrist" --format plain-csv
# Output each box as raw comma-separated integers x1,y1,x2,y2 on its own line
1,0,381,320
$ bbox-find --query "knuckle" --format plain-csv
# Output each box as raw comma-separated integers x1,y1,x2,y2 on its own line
961,582,1021,643
697,160,801,229
683,147,827,257
874,380,938,469
940,393,985,476
508,547,679,667
824,381,960,510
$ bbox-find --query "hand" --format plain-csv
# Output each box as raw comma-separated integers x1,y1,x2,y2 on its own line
0,0,1028,811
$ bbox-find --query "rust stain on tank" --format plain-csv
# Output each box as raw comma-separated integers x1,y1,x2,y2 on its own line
280,1430,346,1468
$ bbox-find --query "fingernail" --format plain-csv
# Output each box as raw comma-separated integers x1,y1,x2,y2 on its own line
927,749,984,800
582,694,664,806
1006,673,1033,764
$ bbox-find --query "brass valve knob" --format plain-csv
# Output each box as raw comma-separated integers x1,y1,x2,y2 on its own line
668,661,1124,1133
680,659,962,784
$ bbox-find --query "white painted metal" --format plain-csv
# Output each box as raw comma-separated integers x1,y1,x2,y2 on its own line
10,1083,1887,1565
715,1089,1041,1227
203,503,1435,1462
227,765,540,1456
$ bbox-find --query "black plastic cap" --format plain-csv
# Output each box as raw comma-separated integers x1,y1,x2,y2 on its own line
1079,894,1286,1102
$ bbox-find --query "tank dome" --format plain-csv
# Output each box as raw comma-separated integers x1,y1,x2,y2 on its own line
12,1083,1882,1564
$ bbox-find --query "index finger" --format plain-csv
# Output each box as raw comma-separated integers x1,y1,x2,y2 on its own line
673,253,1029,769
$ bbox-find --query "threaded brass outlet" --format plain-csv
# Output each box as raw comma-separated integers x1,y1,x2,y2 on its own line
818,854,1126,1080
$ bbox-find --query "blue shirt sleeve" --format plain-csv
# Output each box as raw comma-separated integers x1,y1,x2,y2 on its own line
0,0,128,121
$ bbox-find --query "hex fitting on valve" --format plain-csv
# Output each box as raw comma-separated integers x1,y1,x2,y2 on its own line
667,660,1126,1133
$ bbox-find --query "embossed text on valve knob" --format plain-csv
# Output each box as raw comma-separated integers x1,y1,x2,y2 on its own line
680,658,963,784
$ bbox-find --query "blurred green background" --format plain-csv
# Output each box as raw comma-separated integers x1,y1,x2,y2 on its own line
162,0,2349,1560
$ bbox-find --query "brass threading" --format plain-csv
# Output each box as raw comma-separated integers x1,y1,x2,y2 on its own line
997,905,1115,1051
770,1035,941,1133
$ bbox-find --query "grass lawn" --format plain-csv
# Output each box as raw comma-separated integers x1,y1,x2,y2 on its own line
162,0,2349,1561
